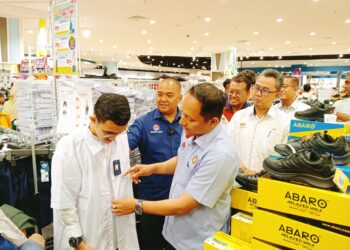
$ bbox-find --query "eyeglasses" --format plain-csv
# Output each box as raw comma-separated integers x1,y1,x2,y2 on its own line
252,85,279,96
167,127,176,136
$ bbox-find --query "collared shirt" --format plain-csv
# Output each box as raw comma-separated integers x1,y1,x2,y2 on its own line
227,105,289,172
128,108,182,200
222,102,252,122
334,97,350,116
51,127,138,250
274,98,310,119
163,124,239,250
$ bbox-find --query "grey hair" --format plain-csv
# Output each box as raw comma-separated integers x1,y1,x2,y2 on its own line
259,69,284,91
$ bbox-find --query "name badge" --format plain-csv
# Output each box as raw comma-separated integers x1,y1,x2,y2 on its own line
113,160,121,176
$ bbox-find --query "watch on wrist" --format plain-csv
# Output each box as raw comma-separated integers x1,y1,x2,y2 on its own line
135,199,144,215
69,236,83,248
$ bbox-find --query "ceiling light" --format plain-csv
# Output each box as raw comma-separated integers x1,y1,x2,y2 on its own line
141,30,147,34
253,31,259,35
268,64,271,67
269,47,274,50
251,62,255,65
308,47,313,51
27,30,33,34
312,0,320,2
204,32,210,36
112,45,117,49
190,47,194,51
204,17,211,22
339,54,343,58
99,53,103,56
245,42,250,45
82,29,91,38
149,19,156,25
345,60,349,63
260,56,263,60
309,32,316,36
193,40,198,44
287,51,291,54
345,19,350,24
147,40,152,44
278,56,282,59
89,48,95,52
99,39,103,43
285,41,290,44
332,41,337,45
276,18,283,23
149,46,154,50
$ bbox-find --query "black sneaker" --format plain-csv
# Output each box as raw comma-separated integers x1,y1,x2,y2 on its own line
274,133,350,165
235,170,268,191
263,149,336,189
294,103,334,122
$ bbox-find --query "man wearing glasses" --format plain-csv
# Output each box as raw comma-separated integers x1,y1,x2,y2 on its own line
227,69,289,174
274,76,310,119
51,93,139,250
334,74,350,122
222,70,256,123
127,78,182,250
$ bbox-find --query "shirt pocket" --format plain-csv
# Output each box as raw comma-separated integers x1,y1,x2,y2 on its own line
267,128,284,145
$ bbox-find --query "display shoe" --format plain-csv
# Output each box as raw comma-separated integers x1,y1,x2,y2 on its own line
235,170,268,191
263,149,336,189
274,132,350,165
294,103,334,122
303,99,322,107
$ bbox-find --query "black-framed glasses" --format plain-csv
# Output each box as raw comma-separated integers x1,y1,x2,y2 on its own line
167,127,176,136
252,85,279,96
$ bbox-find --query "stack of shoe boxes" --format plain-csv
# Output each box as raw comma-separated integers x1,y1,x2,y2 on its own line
203,231,251,250
254,178,350,249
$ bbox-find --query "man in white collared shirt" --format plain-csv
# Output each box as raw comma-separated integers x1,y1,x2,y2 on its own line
228,69,290,173
275,76,310,119
51,93,139,250
334,74,350,122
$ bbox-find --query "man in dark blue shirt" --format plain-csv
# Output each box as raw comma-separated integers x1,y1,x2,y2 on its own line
128,78,182,250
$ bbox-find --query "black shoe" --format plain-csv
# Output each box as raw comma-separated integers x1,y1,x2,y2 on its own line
263,149,336,189
303,99,322,107
274,133,350,165
294,103,334,122
235,170,268,191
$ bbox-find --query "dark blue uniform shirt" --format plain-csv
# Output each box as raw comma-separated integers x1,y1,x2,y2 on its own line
127,108,182,200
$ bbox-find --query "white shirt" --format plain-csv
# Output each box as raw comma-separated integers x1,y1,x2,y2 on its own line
274,98,310,119
0,209,27,247
51,127,139,250
333,97,350,115
227,105,290,172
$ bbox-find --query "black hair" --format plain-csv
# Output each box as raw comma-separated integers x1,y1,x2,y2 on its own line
284,76,299,87
232,70,256,91
303,83,311,92
189,83,226,121
223,79,231,88
94,93,130,126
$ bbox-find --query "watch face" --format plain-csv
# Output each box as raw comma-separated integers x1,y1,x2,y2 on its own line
69,237,82,247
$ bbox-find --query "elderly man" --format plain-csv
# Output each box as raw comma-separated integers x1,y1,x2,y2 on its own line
228,69,289,173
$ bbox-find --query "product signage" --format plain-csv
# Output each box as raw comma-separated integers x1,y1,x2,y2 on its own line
51,0,79,75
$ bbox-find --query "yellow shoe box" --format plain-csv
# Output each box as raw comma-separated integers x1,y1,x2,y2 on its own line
204,231,251,250
251,238,285,249
231,187,258,213
231,212,253,244
253,209,350,250
258,178,350,227
288,120,350,140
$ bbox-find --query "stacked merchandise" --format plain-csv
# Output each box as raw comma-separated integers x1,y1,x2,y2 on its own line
16,80,56,143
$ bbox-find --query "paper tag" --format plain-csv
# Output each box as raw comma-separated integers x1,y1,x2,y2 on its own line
333,169,349,193
324,114,337,123
40,161,50,182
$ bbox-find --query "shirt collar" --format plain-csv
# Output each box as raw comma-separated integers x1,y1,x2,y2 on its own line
153,108,182,123
192,124,223,150
249,105,278,119
83,126,104,155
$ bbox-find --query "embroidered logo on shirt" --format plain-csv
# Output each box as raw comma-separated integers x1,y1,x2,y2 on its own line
239,123,247,128
150,124,163,134
192,155,198,165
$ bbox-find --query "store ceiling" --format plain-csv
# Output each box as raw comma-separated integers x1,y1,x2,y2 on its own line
0,0,350,70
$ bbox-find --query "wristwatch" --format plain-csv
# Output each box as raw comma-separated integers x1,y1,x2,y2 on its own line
69,236,83,248
135,199,144,215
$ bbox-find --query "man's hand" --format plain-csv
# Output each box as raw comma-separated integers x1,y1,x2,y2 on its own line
77,241,95,250
111,198,137,216
123,164,154,184
28,233,45,248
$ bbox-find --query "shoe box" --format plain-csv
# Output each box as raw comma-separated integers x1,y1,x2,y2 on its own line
257,178,350,236
231,187,258,214
251,238,287,250
288,119,350,141
204,231,251,250
253,209,350,250
231,212,253,244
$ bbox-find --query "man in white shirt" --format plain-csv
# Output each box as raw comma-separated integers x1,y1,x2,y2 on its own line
334,74,350,122
275,76,310,119
51,93,139,250
227,69,289,173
